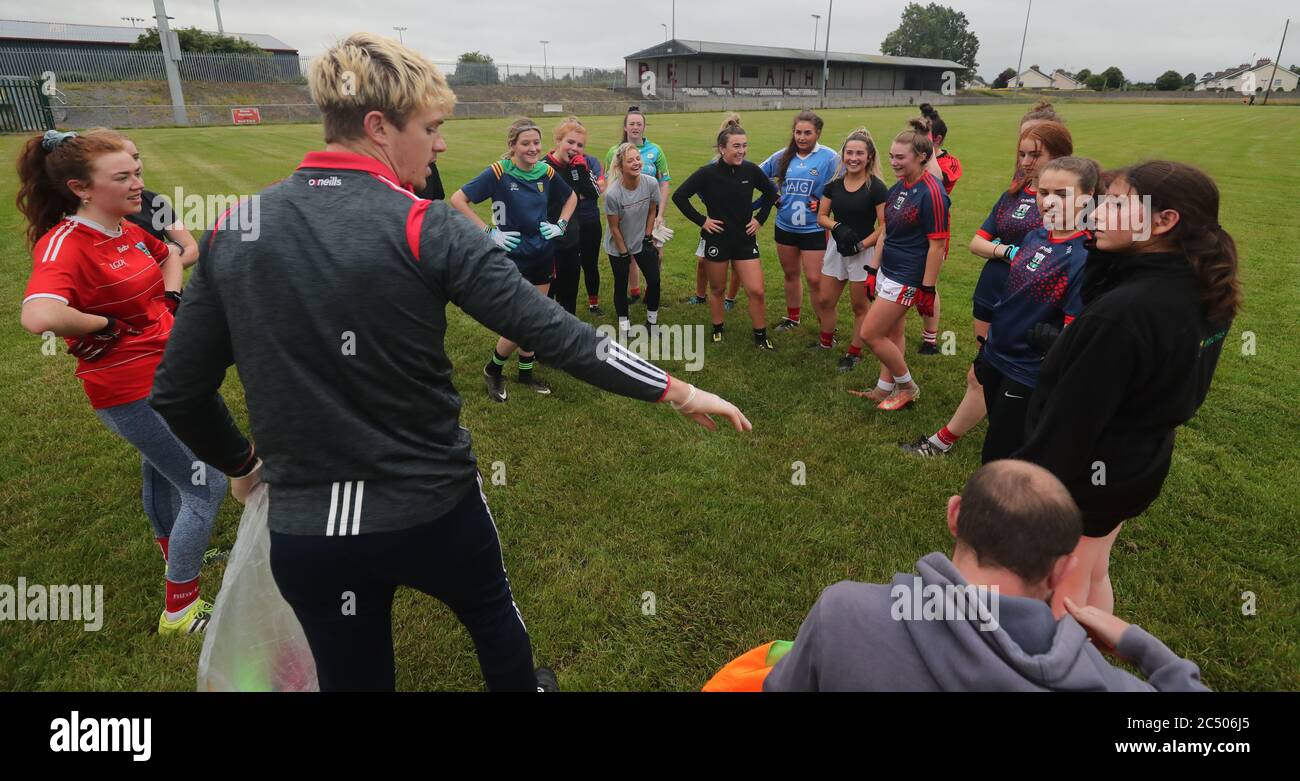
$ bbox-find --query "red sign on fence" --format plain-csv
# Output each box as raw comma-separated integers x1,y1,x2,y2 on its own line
231,107,262,125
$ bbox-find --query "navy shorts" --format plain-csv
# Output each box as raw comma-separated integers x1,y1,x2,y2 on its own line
774,226,827,251
972,259,1010,322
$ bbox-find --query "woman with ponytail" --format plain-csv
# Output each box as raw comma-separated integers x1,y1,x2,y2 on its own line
814,128,888,369
545,116,606,316
758,110,840,334
1014,160,1240,617
17,129,226,635
919,103,961,196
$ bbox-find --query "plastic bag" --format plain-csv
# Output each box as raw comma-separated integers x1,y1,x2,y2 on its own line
197,484,318,691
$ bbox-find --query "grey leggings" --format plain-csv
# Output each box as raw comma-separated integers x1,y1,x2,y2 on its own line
95,399,226,583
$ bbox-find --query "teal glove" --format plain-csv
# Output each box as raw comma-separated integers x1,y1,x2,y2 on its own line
539,219,567,240
486,226,522,251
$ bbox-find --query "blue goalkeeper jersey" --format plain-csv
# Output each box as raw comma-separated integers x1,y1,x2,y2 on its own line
759,144,841,233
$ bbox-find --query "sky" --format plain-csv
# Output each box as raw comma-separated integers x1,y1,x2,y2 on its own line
2,0,1294,81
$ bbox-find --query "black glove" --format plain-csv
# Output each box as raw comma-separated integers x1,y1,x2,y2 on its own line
1026,322,1062,357
636,239,660,266
68,316,142,362
831,223,861,257
163,289,182,314
567,155,599,200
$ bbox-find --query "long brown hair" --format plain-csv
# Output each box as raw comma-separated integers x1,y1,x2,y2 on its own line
833,127,883,181
775,110,824,183
1113,160,1241,323
16,130,129,248
1011,121,1073,195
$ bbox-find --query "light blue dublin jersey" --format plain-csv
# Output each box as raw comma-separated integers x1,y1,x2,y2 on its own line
759,144,841,233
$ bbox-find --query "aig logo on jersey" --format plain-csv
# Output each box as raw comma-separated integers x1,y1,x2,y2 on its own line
308,176,343,187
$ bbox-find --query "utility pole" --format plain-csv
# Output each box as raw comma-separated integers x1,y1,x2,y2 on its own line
820,0,832,108
213,0,224,35
153,0,188,126
1263,19,1290,105
1014,0,1032,88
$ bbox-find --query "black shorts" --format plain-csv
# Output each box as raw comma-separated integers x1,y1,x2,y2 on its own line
972,259,1010,322
701,234,760,262
774,226,827,251
515,257,555,285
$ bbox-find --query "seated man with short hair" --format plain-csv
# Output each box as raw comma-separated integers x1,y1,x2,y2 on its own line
765,460,1208,692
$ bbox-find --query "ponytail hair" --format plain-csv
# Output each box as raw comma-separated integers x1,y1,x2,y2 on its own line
715,112,746,151
621,105,646,143
834,127,883,181
893,118,934,167
775,110,824,184
16,129,128,248
1111,160,1241,323
919,103,947,142
1021,100,1064,127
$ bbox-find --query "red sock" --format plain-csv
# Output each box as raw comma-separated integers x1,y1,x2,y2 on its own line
820,331,834,347
588,295,599,306
787,307,800,323
923,329,938,346
847,344,862,357
935,426,959,447
630,287,641,296
165,577,200,614
156,536,169,561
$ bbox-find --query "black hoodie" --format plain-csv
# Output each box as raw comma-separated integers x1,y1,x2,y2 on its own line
1014,250,1232,530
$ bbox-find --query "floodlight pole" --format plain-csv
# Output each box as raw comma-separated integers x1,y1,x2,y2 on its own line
820,0,832,108
1014,0,1032,88
214,0,224,35
153,0,188,126
1263,18,1289,105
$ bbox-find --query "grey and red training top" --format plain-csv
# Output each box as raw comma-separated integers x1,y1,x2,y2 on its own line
150,150,671,536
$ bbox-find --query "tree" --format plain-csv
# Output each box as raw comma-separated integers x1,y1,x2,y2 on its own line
1183,72,1197,87
880,3,980,73
1100,66,1126,89
131,27,266,55
1074,68,1092,83
450,51,499,85
993,67,1016,89
1156,70,1184,91
1085,74,1107,91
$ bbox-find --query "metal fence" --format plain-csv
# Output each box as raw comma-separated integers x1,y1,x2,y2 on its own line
0,76,55,132
1,47,305,83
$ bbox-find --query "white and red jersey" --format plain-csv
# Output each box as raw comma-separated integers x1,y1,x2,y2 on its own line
23,216,172,409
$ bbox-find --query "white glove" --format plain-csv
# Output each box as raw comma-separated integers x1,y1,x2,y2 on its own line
539,220,567,240
230,458,263,504
487,227,522,251
651,222,675,245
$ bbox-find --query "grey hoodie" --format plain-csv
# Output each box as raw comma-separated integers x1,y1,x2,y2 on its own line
764,552,1208,692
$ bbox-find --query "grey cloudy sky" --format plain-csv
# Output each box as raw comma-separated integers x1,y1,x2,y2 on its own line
4,0,1295,80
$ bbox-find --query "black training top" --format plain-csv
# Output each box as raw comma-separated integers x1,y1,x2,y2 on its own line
126,188,176,243
672,159,778,244
1015,250,1232,524
823,175,890,238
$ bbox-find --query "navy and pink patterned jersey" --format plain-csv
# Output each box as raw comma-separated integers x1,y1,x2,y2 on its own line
984,227,1090,387
881,171,950,287
977,187,1041,247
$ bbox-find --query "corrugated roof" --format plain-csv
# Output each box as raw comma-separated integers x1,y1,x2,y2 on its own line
626,39,963,70
0,18,296,52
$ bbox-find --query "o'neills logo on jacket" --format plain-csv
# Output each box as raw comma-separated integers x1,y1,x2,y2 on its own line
308,176,343,187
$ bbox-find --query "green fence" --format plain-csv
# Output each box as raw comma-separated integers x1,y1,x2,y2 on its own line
0,76,55,133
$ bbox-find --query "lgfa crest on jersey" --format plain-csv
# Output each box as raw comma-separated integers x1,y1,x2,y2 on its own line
1013,203,1032,219
135,241,152,258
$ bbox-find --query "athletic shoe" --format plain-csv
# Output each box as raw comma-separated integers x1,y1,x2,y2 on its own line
519,375,552,395
712,330,723,343
773,318,800,333
807,339,834,350
755,337,776,351
878,381,920,411
918,342,940,355
483,367,507,403
201,547,229,566
723,298,736,311
628,293,642,306
837,354,861,372
900,436,949,458
588,304,604,316
848,385,892,403
536,666,560,692
685,295,707,305
157,598,213,636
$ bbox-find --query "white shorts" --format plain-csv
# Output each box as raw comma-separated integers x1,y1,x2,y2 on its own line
875,269,920,307
696,238,706,258
822,243,876,283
